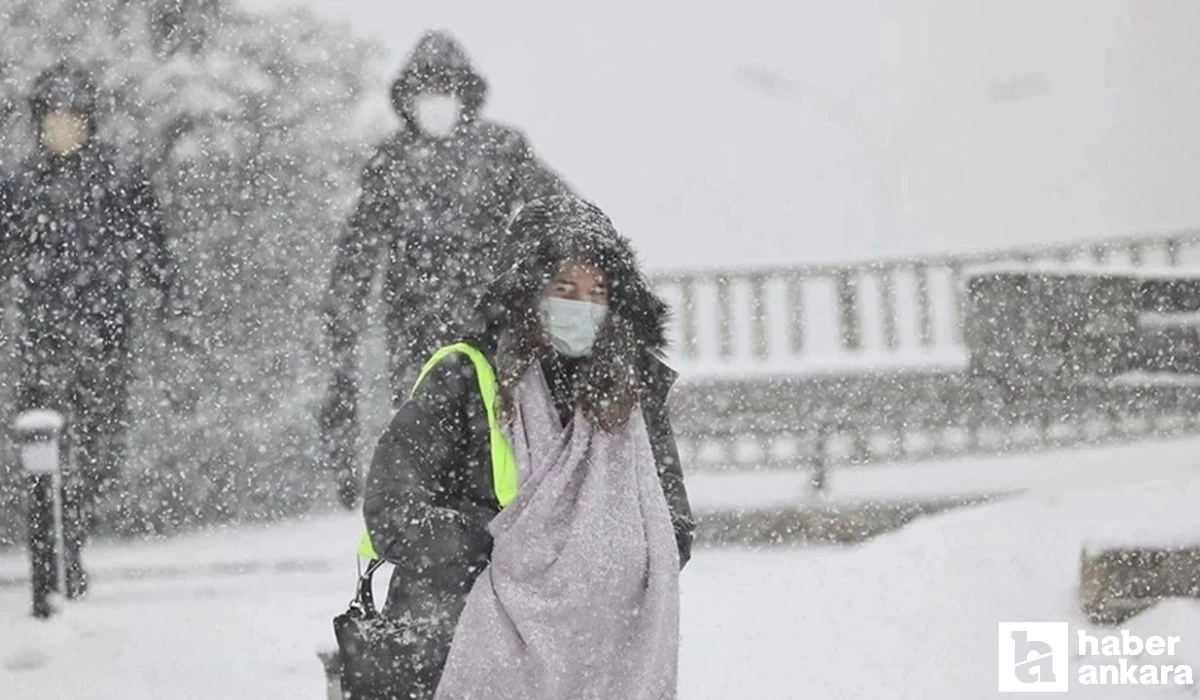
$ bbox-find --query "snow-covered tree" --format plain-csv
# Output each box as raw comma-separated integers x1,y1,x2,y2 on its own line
0,0,382,539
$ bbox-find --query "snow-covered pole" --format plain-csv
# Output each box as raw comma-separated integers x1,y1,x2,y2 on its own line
15,409,66,619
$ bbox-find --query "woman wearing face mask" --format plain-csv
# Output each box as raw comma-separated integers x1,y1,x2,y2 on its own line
361,195,694,699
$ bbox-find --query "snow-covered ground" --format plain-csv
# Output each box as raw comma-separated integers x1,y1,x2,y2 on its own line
684,434,1200,510
3,438,1199,698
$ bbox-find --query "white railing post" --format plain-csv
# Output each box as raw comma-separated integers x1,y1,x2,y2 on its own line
878,265,899,351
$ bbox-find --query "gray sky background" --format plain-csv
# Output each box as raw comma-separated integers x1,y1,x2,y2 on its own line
245,0,1200,270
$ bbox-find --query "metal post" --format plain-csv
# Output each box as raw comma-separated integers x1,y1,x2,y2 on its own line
716,275,734,359
836,271,861,351
750,273,770,359
810,423,830,495
1127,242,1144,266
915,263,935,347
947,262,964,346
788,273,806,355
878,266,899,350
1165,238,1181,267
16,410,66,619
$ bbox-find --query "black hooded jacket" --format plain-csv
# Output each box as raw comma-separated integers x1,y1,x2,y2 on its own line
326,31,569,397
362,196,694,695
0,62,179,400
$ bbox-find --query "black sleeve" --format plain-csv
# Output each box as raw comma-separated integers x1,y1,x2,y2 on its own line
643,359,696,570
504,129,571,212
326,146,397,371
125,165,180,312
362,354,493,586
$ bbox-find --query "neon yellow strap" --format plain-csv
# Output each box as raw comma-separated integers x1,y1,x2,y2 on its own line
358,530,378,559
358,342,518,562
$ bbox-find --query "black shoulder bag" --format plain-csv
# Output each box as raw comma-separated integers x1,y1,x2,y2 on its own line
332,560,441,700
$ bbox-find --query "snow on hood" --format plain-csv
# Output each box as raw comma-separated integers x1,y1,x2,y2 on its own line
389,30,488,124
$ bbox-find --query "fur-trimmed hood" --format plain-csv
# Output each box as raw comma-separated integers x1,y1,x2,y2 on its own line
476,194,673,429
479,195,669,358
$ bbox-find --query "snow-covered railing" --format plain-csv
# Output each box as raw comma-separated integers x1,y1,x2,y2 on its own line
649,229,1200,376
668,369,1200,476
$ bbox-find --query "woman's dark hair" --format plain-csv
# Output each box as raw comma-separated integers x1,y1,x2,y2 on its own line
477,196,668,431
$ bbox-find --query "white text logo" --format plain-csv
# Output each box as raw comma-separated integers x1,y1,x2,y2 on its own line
998,622,1193,692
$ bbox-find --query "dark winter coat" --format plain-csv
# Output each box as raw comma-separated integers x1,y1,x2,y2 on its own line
362,196,694,696
325,30,568,397
0,63,179,493
0,144,178,359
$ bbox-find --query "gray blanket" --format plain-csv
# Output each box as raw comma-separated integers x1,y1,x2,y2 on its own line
434,365,680,700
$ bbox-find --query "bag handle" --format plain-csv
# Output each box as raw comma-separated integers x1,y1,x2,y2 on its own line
350,558,387,618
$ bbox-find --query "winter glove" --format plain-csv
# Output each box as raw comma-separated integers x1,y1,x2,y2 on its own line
320,370,361,508
156,289,204,414
159,288,198,354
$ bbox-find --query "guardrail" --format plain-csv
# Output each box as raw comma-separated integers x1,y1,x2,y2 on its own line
655,229,1200,483
649,230,1200,373
669,371,1200,476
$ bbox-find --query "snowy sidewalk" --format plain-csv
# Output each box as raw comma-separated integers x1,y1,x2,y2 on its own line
4,434,1199,588
3,439,1200,698
0,513,360,591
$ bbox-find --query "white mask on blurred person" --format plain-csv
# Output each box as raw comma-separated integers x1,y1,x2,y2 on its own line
41,111,89,156
413,94,462,138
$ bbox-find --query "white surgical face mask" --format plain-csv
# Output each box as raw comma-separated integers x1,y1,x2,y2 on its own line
412,93,462,138
539,297,608,357
41,111,89,156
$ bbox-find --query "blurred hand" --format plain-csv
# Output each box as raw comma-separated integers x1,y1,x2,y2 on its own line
160,294,198,355
158,293,201,412
320,371,358,452
321,371,361,508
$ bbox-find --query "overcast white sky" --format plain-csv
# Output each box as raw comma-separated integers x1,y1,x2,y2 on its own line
244,0,1200,270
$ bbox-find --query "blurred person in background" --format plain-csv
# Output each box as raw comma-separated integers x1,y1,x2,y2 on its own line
0,61,187,596
322,29,569,507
